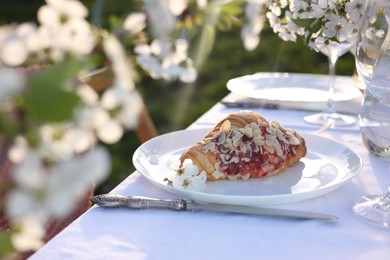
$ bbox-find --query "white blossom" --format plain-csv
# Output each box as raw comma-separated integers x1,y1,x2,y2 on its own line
167,0,188,16
115,91,143,129
345,0,365,22
197,0,208,9
11,214,45,252
74,105,121,144
103,34,136,91
102,34,143,132
123,12,147,34
96,119,124,144
266,0,363,51
169,159,207,191
100,84,143,129
37,123,95,159
15,23,41,53
134,39,197,83
37,0,88,27
36,0,95,59
6,146,110,222
241,0,267,51
0,29,29,66
57,19,96,55
144,0,176,39
323,13,354,42
76,83,99,105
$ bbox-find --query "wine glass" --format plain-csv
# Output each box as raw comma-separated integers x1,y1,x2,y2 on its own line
304,40,356,127
352,0,390,227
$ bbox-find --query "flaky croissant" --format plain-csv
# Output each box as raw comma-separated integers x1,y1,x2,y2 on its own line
180,110,307,181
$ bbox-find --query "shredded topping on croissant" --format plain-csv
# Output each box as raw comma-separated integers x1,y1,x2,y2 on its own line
180,110,306,181
201,119,303,180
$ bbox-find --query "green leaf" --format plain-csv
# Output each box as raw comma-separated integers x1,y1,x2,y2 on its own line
311,18,324,33
0,231,15,257
292,18,316,28
25,83,80,123
216,13,242,31
220,0,245,16
24,59,84,123
303,19,324,45
0,111,19,139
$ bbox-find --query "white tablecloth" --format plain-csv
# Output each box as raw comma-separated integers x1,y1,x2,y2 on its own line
31,102,390,260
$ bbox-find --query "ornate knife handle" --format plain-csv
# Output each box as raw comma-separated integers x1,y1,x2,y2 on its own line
91,194,187,211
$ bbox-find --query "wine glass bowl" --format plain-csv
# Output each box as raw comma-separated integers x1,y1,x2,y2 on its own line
352,1,390,228
303,39,357,127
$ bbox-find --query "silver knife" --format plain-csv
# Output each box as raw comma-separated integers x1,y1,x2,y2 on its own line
91,194,337,221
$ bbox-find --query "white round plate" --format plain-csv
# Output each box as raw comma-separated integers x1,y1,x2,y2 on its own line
133,128,362,206
226,72,361,103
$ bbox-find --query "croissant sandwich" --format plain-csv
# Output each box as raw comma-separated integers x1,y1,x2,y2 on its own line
180,110,306,181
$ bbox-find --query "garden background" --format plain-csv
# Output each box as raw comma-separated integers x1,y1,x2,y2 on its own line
0,0,355,193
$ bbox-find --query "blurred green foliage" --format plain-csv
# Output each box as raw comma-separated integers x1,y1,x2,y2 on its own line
0,0,355,193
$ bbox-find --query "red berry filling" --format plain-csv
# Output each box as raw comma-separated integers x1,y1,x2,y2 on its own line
202,120,301,180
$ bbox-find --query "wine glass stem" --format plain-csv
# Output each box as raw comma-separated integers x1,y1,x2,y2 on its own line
326,53,338,114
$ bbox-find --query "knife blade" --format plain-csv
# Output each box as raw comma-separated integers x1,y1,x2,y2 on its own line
91,194,337,221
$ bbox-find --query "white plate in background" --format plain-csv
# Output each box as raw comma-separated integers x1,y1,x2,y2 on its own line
226,72,361,103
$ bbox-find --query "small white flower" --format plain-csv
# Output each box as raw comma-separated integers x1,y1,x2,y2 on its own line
74,105,123,144
144,0,176,39
64,126,95,153
345,0,365,22
6,188,42,221
180,159,201,176
100,82,143,130
241,1,266,51
168,159,207,191
323,14,354,42
96,119,124,144
36,0,94,59
38,0,88,27
46,147,110,216
171,171,207,191
179,66,197,83
76,83,99,105
8,137,28,164
197,0,208,9
12,150,47,191
267,0,362,50
123,12,147,34
58,18,95,55
103,34,136,91
60,0,89,19
117,91,143,129
38,124,75,161
6,146,110,223
101,85,125,110
16,23,41,53
241,24,261,51
167,0,188,16
134,39,197,83
11,214,45,252
1,37,29,66
37,4,62,28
